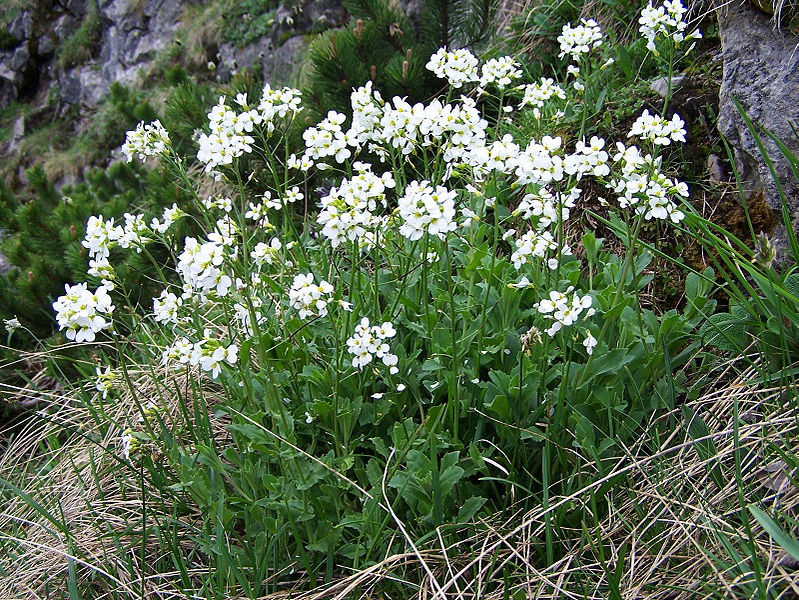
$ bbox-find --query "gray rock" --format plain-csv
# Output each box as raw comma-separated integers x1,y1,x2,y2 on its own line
0,56,18,108
62,0,89,19
217,36,274,82
263,36,306,84
78,65,108,107
8,11,33,42
59,64,109,107
717,0,799,251
53,15,78,43
12,115,25,140
649,75,685,99
11,45,30,72
37,35,56,57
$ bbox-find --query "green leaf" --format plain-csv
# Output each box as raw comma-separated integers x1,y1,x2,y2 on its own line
748,505,799,562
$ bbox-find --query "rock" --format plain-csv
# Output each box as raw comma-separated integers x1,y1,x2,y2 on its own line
8,11,33,42
217,36,274,82
11,45,30,72
12,116,25,140
53,15,79,43
707,153,725,183
649,75,685,99
716,0,799,252
0,55,19,108
263,36,307,84
37,35,56,57
80,66,108,107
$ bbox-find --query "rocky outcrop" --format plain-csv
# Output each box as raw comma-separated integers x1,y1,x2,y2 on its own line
717,0,799,248
0,0,348,114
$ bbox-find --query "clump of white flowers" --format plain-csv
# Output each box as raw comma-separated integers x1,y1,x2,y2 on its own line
196,85,302,175
301,110,353,166
510,230,565,270
609,143,688,223
53,282,115,342
150,203,184,234
153,289,182,325
397,180,458,240
520,78,566,111
628,109,686,145
534,287,595,338
176,236,233,297
317,163,395,249
479,56,522,89
288,273,334,319
161,335,239,379
639,0,701,53
347,318,399,373
122,119,170,162
425,47,479,88
557,18,603,61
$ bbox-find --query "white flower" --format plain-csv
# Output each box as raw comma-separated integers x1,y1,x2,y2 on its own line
153,289,182,325
426,47,479,88
288,273,334,319
397,180,458,240
520,78,566,109
479,56,522,89
3,317,21,333
557,19,603,61
639,0,701,54
583,331,598,354
534,288,595,337
53,283,115,343
347,317,399,373
122,120,170,162
628,110,686,146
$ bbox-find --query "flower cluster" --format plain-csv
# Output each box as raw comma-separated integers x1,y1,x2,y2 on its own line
564,136,610,179
534,287,595,338
317,163,395,249
153,289,182,324
162,335,239,379
176,236,232,297
196,85,302,174
511,230,563,270
639,0,701,53
346,318,399,373
519,78,566,114
150,203,184,234
397,180,458,241
557,19,603,61
628,110,686,145
479,56,522,89
514,186,581,229
53,282,115,342
252,237,283,268
425,47,479,88
609,144,688,222
121,119,170,162
197,97,256,172
301,110,353,165
288,273,334,319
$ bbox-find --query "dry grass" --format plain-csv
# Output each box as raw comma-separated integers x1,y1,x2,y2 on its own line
0,361,226,599
1,356,797,599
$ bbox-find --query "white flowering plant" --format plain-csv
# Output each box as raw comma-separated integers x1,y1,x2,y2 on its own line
47,27,718,585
